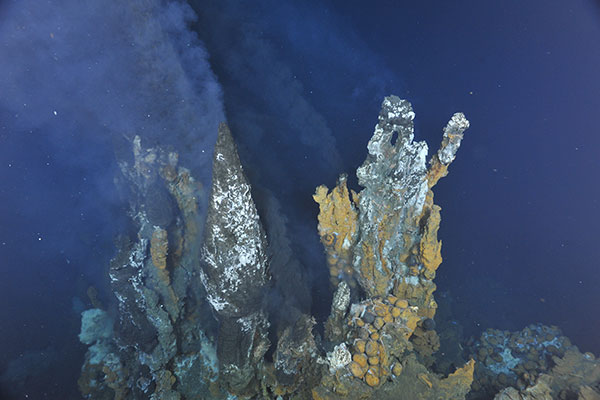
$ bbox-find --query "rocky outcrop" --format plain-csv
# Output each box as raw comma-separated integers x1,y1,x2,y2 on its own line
466,324,577,398
76,94,600,400
77,96,480,400
201,122,270,396
78,135,224,400
493,348,600,400
313,96,473,399
325,281,351,342
352,97,432,298
464,324,600,399
314,96,469,320
313,174,360,288
271,315,323,396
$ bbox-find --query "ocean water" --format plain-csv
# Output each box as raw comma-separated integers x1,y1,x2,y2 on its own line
0,0,598,399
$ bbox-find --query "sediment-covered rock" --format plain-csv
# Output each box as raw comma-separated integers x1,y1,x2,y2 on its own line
271,315,324,396
201,122,270,395
314,96,469,320
313,96,473,399
493,348,600,399
325,281,351,342
79,136,224,400
314,174,360,287
78,97,478,400
465,324,600,400
75,94,600,400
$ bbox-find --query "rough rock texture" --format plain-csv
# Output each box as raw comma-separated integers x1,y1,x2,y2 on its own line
201,122,270,396
78,136,225,400
466,324,576,399
313,353,475,400
313,174,359,287
202,123,270,317
314,96,470,321
352,97,431,298
313,96,473,399
75,95,600,400
150,227,168,270
493,349,600,399
325,281,351,342
272,315,323,395
77,97,478,400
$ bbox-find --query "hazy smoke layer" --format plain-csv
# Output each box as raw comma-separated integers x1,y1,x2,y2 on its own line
0,0,223,174
189,0,402,320
0,0,223,397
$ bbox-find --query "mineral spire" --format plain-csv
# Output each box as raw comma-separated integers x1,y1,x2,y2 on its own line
76,96,600,400
313,96,475,398
201,122,270,395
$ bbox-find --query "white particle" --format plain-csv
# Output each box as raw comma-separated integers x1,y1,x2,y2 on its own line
53,111,57,116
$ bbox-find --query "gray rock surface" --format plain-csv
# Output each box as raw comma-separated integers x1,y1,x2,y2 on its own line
201,123,270,317
201,122,270,395
353,96,430,296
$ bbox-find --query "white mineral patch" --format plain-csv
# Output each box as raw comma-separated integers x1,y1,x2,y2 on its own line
212,190,227,206
405,276,420,286
235,243,258,267
439,112,469,164
332,281,350,312
489,347,519,376
174,353,199,376
403,110,415,120
342,237,351,250
350,304,366,320
200,340,219,376
366,126,385,157
206,294,228,312
327,343,351,373
412,180,428,216
237,315,257,333
79,308,113,345
128,238,148,269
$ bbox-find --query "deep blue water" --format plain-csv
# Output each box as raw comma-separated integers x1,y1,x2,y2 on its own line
0,0,599,398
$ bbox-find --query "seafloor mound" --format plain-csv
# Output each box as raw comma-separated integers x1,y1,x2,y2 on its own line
76,96,600,399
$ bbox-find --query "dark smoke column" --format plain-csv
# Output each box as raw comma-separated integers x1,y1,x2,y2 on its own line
201,123,270,396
